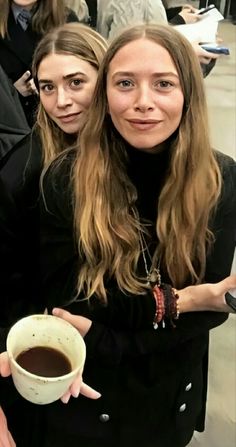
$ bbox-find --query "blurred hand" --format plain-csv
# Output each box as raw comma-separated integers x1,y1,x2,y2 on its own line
179,274,236,313
13,70,38,97
191,42,219,64
179,5,202,24
0,407,16,447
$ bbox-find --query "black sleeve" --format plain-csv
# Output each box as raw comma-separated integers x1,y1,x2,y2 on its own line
0,133,44,353
40,153,235,364
165,7,185,24
169,14,186,25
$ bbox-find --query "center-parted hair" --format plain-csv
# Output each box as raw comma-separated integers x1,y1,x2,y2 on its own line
32,22,108,163
70,24,221,300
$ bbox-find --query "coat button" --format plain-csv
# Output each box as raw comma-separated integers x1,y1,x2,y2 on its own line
179,403,187,412
99,413,110,422
185,382,192,392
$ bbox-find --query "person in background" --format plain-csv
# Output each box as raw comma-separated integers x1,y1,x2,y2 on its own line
0,0,79,126
96,0,219,77
37,24,236,447
0,22,108,447
0,64,30,166
66,0,90,23
97,0,168,40
86,0,98,28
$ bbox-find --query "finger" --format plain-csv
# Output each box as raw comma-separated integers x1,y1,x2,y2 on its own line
52,308,80,328
0,352,11,377
80,382,101,399
219,275,236,293
69,373,82,398
20,70,31,82
60,389,71,404
7,431,16,447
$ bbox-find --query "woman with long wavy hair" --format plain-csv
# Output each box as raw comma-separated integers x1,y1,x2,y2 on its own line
0,0,79,126
0,22,108,447
36,24,236,447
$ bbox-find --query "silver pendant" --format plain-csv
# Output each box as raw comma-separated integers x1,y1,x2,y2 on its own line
148,268,161,285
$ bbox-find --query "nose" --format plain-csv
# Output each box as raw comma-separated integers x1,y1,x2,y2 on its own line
56,87,72,108
134,84,155,112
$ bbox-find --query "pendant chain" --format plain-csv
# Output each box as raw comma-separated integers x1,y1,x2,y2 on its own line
132,208,161,286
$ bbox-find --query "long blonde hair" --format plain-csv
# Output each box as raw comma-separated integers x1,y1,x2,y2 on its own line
32,22,108,164
72,24,221,301
0,0,70,38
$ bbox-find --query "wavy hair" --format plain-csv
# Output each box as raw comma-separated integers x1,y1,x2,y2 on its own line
32,22,108,164
71,24,221,300
0,0,71,38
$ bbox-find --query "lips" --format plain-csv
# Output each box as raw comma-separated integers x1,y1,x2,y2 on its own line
57,112,81,123
127,119,162,131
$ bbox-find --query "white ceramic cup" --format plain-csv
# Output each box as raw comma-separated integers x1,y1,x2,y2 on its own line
6,314,86,405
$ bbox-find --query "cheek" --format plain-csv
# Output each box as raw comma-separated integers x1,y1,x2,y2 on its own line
108,94,130,117
39,94,54,115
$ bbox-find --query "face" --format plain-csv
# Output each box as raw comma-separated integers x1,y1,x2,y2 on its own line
12,0,37,9
107,38,184,153
38,53,98,134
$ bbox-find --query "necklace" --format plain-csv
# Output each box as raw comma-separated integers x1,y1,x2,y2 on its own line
138,227,161,286
133,208,161,286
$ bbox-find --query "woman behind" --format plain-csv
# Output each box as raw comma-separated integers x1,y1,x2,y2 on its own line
0,22,108,447
0,0,79,126
39,23,236,447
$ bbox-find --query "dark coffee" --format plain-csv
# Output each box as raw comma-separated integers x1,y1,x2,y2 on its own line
16,346,72,377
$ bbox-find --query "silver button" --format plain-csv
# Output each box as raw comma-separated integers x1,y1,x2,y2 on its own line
179,403,186,412
99,413,110,422
185,382,192,392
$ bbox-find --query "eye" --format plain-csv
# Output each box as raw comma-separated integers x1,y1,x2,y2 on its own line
40,84,54,93
117,79,133,88
156,80,174,90
70,79,84,88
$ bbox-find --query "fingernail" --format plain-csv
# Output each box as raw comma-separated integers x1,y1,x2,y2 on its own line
61,394,70,404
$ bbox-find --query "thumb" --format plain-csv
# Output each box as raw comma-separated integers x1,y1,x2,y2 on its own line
52,307,79,328
0,352,11,377
20,70,31,82
219,274,236,293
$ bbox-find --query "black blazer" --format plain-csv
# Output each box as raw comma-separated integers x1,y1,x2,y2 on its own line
35,149,236,447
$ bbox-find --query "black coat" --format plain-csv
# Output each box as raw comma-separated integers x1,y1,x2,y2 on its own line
0,131,43,347
0,9,78,126
0,65,29,163
37,148,236,447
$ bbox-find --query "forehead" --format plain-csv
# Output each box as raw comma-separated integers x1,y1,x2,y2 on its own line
108,38,178,75
37,53,96,78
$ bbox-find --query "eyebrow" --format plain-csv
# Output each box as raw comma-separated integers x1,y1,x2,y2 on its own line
111,71,179,79
38,71,87,84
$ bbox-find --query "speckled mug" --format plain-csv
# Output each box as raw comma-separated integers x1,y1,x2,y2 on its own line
7,314,86,405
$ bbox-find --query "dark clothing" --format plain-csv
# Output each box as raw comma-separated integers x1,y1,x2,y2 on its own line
37,147,236,447
0,65,29,162
86,0,97,28
0,9,78,126
0,130,44,438
0,131,43,333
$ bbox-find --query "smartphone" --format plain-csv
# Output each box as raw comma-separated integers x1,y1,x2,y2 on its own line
197,4,215,15
201,44,230,55
225,292,236,311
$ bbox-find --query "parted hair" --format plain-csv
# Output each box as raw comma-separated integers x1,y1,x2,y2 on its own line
32,22,108,164
72,24,222,301
0,0,71,38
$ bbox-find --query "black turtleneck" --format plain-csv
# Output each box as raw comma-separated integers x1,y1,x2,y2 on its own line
126,144,170,223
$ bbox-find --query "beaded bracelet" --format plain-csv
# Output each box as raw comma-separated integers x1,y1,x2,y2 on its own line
152,283,179,329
